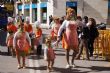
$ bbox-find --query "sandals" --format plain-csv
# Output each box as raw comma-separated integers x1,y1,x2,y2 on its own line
17,64,26,69
17,65,22,69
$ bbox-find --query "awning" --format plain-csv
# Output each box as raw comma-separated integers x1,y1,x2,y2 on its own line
18,3,47,10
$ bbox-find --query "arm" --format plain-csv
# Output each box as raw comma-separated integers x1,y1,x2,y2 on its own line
13,32,18,49
26,32,31,47
44,46,48,60
6,33,9,44
37,28,42,38
57,20,67,42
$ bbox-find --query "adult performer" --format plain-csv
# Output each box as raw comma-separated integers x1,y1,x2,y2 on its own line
56,8,79,68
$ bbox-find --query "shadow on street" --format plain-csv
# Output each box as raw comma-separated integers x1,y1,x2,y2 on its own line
0,51,9,56
0,29,7,46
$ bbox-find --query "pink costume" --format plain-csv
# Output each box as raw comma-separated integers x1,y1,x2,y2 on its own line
44,46,55,61
13,31,31,56
51,23,61,40
58,20,78,49
47,48,55,60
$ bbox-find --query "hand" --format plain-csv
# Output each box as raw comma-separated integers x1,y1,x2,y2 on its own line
52,41,57,46
57,36,61,42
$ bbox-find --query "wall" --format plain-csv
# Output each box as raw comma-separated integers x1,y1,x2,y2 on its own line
81,0,108,24
53,0,66,18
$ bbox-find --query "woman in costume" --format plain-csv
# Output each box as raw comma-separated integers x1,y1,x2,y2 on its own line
6,17,17,56
51,17,61,41
34,21,43,57
56,8,79,68
13,23,31,69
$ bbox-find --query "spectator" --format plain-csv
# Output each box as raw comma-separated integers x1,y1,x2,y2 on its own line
75,16,90,60
49,15,53,25
87,18,99,57
21,14,25,23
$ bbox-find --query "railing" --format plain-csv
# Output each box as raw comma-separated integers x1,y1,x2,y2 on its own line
94,30,110,60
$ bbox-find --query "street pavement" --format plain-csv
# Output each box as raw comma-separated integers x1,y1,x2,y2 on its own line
0,29,110,73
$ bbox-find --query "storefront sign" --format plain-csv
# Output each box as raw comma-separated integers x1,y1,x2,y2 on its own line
66,1,77,7
18,3,47,9
40,3,47,8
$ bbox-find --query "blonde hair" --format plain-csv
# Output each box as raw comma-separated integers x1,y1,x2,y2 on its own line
66,8,76,14
66,7,76,20
45,36,52,46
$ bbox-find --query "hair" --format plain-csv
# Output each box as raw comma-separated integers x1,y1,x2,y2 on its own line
66,8,76,14
83,16,88,24
88,18,96,27
77,16,82,21
45,36,52,47
18,23,24,28
53,17,59,21
66,8,76,20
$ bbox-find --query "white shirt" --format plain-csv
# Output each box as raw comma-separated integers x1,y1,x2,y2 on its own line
57,20,77,37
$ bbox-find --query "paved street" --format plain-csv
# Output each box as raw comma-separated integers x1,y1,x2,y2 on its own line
0,29,110,73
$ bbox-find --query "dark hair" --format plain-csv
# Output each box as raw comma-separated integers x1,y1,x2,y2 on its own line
83,16,88,24
89,18,96,27
77,16,82,21
18,23,24,28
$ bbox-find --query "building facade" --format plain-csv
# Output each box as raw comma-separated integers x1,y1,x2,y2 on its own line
15,0,109,28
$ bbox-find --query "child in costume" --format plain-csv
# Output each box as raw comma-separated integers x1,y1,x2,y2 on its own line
44,37,56,72
13,23,31,69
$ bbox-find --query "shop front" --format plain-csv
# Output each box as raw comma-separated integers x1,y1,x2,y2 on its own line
40,3,47,23
17,2,47,23
18,3,37,23
66,1,77,14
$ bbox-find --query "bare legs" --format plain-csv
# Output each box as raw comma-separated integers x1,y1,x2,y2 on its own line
16,55,21,69
47,60,54,72
65,48,78,68
71,49,78,65
66,49,70,65
16,50,26,69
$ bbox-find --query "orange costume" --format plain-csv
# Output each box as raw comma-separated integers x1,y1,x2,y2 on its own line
24,23,33,34
6,33,14,47
58,20,78,50
7,23,17,33
35,28,42,38
6,23,17,47
34,28,42,46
